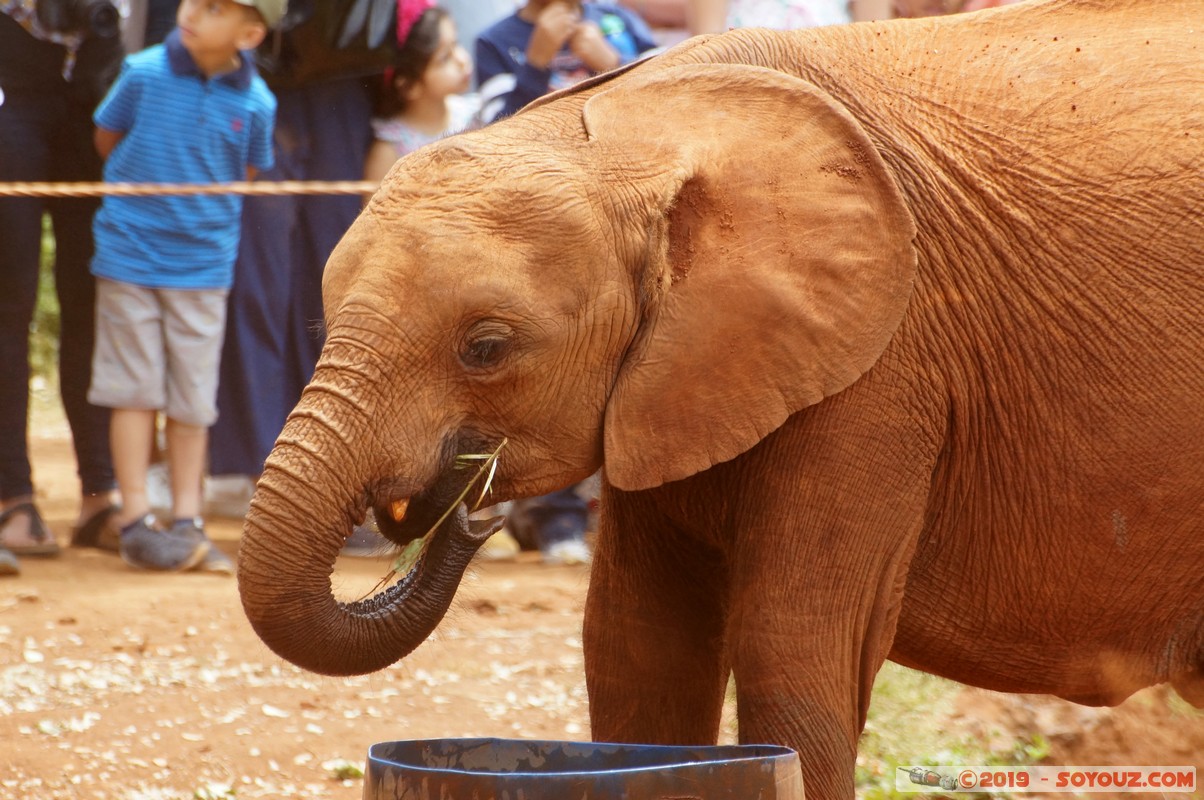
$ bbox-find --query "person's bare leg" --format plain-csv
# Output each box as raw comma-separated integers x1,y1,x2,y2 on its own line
115,413,209,571
166,417,206,521
111,408,156,528
77,491,119,527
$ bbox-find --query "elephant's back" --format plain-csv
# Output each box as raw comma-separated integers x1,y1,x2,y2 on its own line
810,0,1204,704
786,0,1202,201
667,0,1203,289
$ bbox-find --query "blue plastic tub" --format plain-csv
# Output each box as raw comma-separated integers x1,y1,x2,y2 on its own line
363,737,803,799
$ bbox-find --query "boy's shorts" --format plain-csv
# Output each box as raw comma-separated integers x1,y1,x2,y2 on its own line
88,278,228,427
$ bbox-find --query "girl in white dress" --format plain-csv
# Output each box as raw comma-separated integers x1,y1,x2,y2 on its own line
364,1,482,184
687,0,893,34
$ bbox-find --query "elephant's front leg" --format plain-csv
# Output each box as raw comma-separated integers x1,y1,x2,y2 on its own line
727,410,937,800
584,487,731,745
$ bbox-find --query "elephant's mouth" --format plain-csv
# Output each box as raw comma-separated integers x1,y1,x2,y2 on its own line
240,434,507,678
369,435,506,549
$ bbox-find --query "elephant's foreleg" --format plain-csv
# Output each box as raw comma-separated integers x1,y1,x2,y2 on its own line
584,491,730,745
728,517,921,800
727,389,938,800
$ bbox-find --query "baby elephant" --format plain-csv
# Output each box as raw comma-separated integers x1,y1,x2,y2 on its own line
238,1,1204,797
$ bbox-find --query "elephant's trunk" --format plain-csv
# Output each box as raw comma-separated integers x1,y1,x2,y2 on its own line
237,412,500,676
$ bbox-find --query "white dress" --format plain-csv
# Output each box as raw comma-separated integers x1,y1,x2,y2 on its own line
371,94,483,159
727,0,852,29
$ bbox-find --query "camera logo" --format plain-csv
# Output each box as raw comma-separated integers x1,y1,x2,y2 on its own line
902,767,960,791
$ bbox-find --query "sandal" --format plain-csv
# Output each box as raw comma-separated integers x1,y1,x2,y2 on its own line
0,502,61,557
70,504,121,553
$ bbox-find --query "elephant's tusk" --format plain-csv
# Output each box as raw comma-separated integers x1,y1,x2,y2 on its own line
390,499,409,522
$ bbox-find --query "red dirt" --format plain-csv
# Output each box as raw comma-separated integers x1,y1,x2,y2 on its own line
2,419,1200,799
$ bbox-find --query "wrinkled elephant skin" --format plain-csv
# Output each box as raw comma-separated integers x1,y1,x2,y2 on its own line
238,1,1204,797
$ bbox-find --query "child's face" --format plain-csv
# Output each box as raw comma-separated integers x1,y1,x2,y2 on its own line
417,17,472,100
176,0,266,63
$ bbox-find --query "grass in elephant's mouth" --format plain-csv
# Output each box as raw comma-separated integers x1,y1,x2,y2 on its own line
381,439,508,584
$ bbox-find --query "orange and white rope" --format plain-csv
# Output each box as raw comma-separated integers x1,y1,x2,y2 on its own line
0,180,379,198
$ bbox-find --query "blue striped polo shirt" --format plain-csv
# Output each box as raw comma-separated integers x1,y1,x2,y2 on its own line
92,29,275,290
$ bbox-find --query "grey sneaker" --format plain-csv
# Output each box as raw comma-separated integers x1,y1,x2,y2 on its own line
541,538,592,566
170,518,234,575
0,546,18,577
119,515,209,572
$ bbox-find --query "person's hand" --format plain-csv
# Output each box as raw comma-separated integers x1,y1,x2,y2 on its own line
526,2,581,69
569,21,621,72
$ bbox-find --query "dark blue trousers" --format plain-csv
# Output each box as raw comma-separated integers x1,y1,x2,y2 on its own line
524,485,590,548
0,22,117,499
509,485,592,551
209,78,374,476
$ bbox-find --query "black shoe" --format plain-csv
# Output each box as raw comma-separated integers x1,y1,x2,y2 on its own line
0,501,60,556
70,504,121,553
119,515,209,572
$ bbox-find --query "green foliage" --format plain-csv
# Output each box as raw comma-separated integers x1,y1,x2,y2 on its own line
30,215,62,384
720,664,1049,800
1166,688,1204,720
324,758,365,780
856,663,1050,800
389,441,508,576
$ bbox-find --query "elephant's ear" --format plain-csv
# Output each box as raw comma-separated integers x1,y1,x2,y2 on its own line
588,64,917,491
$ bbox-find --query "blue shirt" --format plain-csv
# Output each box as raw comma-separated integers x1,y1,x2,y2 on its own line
92,30,276,290
475,3,658,120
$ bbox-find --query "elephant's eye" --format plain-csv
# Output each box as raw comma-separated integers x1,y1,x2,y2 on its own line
463,337,508,367
461,323,513,369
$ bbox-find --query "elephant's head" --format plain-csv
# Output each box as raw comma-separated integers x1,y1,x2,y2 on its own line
238,58,917,676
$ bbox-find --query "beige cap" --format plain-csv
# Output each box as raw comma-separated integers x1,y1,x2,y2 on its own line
233,0,287,28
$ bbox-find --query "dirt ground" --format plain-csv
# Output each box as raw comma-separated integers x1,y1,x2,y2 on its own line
2,415,1202,799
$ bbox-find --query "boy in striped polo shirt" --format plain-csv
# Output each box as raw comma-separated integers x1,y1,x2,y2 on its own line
87,0,283,572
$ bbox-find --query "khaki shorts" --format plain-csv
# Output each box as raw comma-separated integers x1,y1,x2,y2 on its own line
88,278,228,427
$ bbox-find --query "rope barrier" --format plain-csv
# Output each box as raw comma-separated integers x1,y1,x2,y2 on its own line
0,180,379,198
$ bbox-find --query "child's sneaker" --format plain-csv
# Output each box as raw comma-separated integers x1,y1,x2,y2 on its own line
120,515,209,571
541,538,591,566
170,518,234,575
